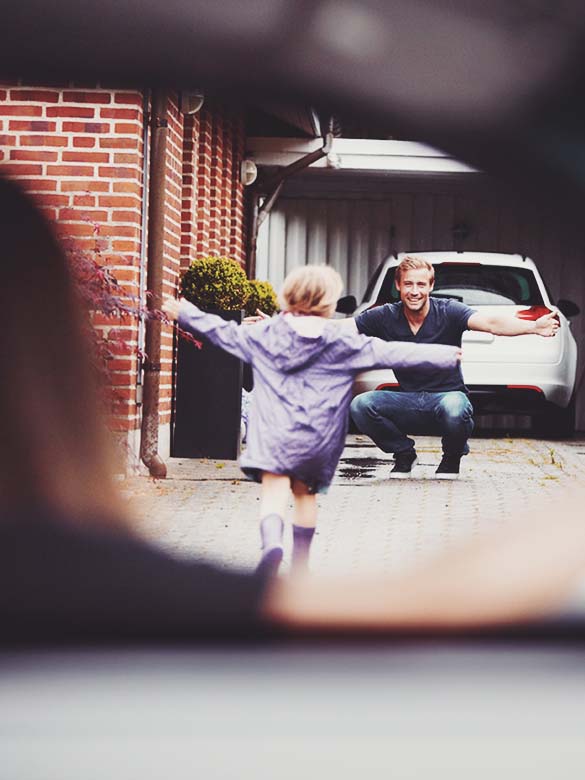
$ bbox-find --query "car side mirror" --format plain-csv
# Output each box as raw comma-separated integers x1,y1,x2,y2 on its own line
336,295,357,315
557,299,580,318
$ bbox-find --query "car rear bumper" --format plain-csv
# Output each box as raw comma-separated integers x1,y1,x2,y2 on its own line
467,385,549,413
353,366,574,409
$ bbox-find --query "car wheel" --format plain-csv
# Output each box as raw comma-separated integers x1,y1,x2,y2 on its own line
533,396,576,439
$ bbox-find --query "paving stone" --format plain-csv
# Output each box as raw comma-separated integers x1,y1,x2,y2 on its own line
125,435,585,576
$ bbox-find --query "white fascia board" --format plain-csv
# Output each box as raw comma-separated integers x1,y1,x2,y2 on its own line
330,154,475,172
246,137,479,174
247,137,324,153
331,139,453,157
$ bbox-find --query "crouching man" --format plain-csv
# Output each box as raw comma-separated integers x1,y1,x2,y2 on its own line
349,256,559,478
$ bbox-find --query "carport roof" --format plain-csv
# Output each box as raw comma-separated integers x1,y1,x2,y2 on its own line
247,137,479,175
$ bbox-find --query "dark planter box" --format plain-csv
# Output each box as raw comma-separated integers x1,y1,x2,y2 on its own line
172,309,243,460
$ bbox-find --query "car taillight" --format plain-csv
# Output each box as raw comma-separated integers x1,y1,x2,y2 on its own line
506,385,543,393
515,305,557,321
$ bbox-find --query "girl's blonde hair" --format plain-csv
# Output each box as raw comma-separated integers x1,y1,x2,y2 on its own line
279,264,344,317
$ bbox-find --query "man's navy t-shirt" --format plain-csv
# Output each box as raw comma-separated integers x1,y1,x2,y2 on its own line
355,298,476,393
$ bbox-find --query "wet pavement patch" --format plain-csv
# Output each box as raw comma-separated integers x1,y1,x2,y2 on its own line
338,456,388,480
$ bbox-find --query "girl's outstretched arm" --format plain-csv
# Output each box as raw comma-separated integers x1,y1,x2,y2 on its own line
163,297,254,363
348,335,461,372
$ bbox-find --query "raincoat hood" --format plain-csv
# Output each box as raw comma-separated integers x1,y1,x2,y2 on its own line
254,314,337,373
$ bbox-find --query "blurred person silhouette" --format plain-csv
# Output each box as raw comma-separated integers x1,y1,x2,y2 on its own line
0,174,269,642
1,173,585,645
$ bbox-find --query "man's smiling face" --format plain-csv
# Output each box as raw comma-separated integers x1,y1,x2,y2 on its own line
395,267,434,314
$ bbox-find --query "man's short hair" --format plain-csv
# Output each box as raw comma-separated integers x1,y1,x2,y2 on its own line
395,256,435,284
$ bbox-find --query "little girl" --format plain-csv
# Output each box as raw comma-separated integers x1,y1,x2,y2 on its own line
163,265,460,574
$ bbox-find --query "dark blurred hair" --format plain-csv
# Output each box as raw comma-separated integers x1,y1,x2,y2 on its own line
0,176,127,527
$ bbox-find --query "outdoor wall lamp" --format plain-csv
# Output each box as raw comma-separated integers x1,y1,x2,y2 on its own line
240,159,258,186
180,90,205,115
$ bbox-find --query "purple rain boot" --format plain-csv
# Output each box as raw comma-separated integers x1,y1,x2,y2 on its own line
257,514,284,576
291,525,315,573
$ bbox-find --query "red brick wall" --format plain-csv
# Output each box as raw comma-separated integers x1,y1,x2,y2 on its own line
180,113,200,268
194,106,214,259
189,103,247,267
0,84,145,434
1,84,249,445
228,111,247,263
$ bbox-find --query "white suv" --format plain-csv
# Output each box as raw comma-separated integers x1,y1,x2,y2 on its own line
343,252,580,436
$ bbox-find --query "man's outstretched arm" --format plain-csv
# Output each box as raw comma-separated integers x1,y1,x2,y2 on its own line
467,310,559,337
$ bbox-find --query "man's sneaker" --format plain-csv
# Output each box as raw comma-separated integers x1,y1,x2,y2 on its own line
390,450,418,478
435,455,461,479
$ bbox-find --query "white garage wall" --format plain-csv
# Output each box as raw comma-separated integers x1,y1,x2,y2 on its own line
256,198,394,297
256,188,585,430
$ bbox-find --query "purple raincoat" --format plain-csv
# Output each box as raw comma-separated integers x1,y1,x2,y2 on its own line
179,302,459,492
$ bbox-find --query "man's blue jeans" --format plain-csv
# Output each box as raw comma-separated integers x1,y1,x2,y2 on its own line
350,390,474,457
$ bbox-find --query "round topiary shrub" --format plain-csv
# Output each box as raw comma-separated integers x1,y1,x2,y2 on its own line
245,279,279,317
180,256,251,311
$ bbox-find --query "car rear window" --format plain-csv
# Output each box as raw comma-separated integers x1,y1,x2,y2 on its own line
375,263,545,306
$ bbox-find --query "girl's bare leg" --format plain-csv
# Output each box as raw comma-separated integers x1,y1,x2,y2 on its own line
291,480,317,572
260,472,291,518
257,472,291,575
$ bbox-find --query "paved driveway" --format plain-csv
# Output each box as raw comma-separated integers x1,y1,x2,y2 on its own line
127,435,585,575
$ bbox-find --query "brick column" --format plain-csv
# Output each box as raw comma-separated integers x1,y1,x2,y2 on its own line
179,113,199,270
229,111,247,267
207,106,223,254
195,106,213,256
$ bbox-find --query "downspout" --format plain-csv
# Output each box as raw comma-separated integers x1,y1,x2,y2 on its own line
139,88,168,478
247,131,333,278
136,88,150,409
247,191,261,280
